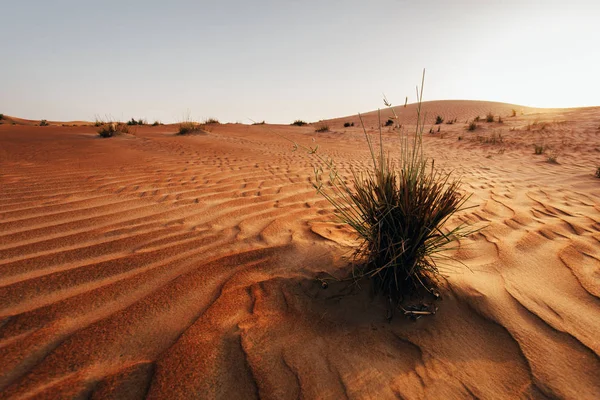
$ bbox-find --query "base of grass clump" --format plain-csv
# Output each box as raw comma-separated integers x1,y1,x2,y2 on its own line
177,121,206,135
98,122,129,138
307,71,475,307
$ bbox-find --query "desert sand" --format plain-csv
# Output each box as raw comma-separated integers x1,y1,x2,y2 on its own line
0,100,599,399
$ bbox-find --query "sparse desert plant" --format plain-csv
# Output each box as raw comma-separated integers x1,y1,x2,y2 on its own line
468,120,478,131
306,71,474,304
385,118,394,127
595,166,600,178
547,153,558,163
204,118,220,125
98,122,129,138
344,122,355,127
40,120,49,126
127,118,146,126
177,121,205,135
435,115,444,124
478,132,503,144
429,127,434,134
534,143,546,155
252,120,266,125
291,120,308,126
511,109,517,117
446,119,454,125
437,125,441,133
486,112,494,123
458,136,463,141
152,120,161,126
474,116,481,122
315,124,330,133
497,116,503,123
0,114,3,120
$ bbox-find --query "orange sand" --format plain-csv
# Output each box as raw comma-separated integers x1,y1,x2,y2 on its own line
1,101,599,399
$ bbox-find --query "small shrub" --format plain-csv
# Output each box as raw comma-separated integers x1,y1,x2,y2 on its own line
534,144,545,155
252,121,266,125
40,120,49,126
309,72,473,304
435,115,444,124
204,118,220,125
498,116,503,123
385,119,394,127
152,121,161,126
595,166,600,178
98,122,129,138
478,132,503,144
468,121,478,131
291,120,308,126
547,154,558,163
344,122,354,127
474,116,481,122
0,114,3,120
511,109,517,117
315,124,330,133
178,121,205,135
446,119,454,125
94,119,103,127
458,136,463,141
429,127,434,134
127,118,146,125
437,125,441,132
486,112,494,123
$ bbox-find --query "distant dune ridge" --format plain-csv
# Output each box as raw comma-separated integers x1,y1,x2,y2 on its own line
0,100,599,399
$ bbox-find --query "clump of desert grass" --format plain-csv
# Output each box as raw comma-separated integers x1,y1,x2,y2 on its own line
315,124,330,133
467,120,478,131
435,115,444,124
127,118,146,126
152,120,162,126
344,121,355,127
385,118,394,127
40,120,49,126
291,120,308,126
204,118,220,125
252,120,266,125
0,114,4,120
304,71,474,305
98,122,129,138
485,112,494,123
178,121,205,135
511,109,517,117
533,143,546,155
595,166,600,178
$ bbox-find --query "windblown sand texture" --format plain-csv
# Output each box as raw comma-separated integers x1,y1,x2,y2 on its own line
1,100,599,399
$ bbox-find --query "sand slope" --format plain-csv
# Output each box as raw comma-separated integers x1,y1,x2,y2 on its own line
1,103,599,399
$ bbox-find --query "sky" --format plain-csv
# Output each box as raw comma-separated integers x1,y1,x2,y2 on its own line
1,0,598,124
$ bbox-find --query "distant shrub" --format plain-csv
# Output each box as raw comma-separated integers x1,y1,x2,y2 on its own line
446,119,454,125
497,116,503,123
0,114,3,120
596,166,600,178
204,118,220,125
429,127,434,134
468,120,478,131
437,125,441,133
486,112,494,123
385,119,394,127
511,109,517,117
315,124,330,133
478,132,503,144
178,121,205,135
533,144,546,155
435,115,444,124
252,120,266,125
98,122,129,138
343,122,355,127
291,120,308,126
547,154,558,163
458,136,463,141
127,118,146,126
40,120,49,126
152,120,161,126
474,116,481,122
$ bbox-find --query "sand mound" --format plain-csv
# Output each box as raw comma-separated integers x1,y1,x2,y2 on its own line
1,102,599,399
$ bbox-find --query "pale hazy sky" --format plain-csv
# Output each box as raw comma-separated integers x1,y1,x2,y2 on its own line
1,0,598,123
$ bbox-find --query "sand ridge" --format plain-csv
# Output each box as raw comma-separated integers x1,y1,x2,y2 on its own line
1,102,599,399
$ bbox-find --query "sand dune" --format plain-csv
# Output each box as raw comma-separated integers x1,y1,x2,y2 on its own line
1,102,599,399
